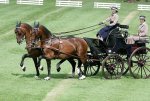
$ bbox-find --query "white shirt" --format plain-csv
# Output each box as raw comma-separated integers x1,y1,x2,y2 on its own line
105,13,119,26
138,22,148,37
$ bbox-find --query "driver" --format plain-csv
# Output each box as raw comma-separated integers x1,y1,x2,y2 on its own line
97,6,119,41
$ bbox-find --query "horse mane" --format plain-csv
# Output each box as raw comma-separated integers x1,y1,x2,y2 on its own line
22,23,32,30
40,25,56,37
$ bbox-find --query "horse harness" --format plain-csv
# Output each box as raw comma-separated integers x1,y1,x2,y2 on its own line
41,37,81,59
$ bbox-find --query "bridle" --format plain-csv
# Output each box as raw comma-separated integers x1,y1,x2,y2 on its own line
15,26,25,43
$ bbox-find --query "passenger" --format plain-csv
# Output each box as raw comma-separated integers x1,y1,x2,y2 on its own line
126,15,149,58
97,6,119,41
126,15,148,44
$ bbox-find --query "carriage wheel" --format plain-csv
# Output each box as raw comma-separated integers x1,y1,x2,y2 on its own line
102,54,124,79
85,59,100,76
118,54,129,75
129,47,150,79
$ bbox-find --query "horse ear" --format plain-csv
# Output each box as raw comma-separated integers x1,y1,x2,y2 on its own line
34,21,35,25
19,21,21,26
16,21,18,26
38,22,39,26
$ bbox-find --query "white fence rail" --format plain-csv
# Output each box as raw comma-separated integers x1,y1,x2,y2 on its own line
94,2,121,9
56,0,82,7
0,0,9,4
17,0,43,5
138,4,150,11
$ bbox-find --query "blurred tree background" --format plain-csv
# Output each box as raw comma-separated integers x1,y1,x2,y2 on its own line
124,0,149,2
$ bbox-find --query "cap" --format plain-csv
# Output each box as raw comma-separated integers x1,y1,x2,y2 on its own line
111,6,118,11
139,15,146,20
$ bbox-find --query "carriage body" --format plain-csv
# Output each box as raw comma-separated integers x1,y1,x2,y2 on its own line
84,24,150,79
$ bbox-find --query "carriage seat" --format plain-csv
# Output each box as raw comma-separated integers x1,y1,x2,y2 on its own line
135,36,150,44
118,24,129,29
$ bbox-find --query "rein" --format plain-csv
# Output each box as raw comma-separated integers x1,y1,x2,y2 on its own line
45,45,81,59
45,45,103,61
53,23,102,35
59,26,100,37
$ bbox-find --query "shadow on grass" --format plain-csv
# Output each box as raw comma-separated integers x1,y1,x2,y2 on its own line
11,73,73,79
88,72,134,80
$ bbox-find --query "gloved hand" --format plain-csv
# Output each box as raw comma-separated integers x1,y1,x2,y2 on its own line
105,23,109,26
99,22,103,25
96,33,99,37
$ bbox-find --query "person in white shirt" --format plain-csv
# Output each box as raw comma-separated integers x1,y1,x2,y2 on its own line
126,15,149,58
126,15,148,44
97,6,119,41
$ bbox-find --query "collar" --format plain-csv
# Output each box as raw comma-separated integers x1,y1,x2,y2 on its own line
140,22,146,25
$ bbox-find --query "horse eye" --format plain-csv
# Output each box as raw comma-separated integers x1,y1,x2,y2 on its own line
18,33,21,36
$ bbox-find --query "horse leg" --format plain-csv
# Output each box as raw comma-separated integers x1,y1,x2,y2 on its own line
77,59,86,80
68,58,76,78
56,59,66,72
44,59,51,80
38,55,51,80
83,62,88,76
20,54,31,72
37,57,44,71
32,57,40,79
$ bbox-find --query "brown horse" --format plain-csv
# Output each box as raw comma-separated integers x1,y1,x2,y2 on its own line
32,22,88,80
15,22,46,79
15,22,76,80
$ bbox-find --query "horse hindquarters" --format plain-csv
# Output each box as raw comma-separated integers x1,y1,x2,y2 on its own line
75,38,88,76
76,38,88,63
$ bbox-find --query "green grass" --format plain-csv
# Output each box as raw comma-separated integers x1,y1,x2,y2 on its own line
0,0,150,101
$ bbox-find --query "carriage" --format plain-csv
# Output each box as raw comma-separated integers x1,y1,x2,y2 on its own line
83,24,150,79
15,22,150,80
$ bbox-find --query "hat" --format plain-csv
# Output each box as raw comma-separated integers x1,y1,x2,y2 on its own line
139,15,146,20
111,6,118,11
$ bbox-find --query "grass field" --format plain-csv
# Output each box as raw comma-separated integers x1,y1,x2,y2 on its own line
0,0,150,101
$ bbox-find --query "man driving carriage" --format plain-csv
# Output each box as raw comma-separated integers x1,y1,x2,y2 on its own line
97,6,119,41
126,15,149,58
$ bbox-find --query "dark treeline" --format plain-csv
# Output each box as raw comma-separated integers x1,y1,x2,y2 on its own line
124,0,149,2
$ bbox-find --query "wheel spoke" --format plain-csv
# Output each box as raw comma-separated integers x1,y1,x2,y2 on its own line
86,67,90,75
133,66,139,73
132,64,138,68
117,64,122,73
117,64,119,74
143,67,148,77
135,55,140,60
137,67,141,74
141,67,143,78
144,57,150,61
144,63,150,66
92,66,96,72
108,59,112,63
144,66,150,72
90,67,92,75
112,58,115,63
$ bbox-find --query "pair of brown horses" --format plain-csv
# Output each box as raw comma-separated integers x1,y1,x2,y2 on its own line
15,22,76,80
15,22,88,80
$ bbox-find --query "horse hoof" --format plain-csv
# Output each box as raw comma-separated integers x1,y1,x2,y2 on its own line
21,65,26,72
44,77,50,80
57,67,61,72
39,66,44,71
34,76,40,80
79,75,86,80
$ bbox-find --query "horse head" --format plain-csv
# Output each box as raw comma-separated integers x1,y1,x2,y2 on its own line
15,21,32,44
32,22,54,45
